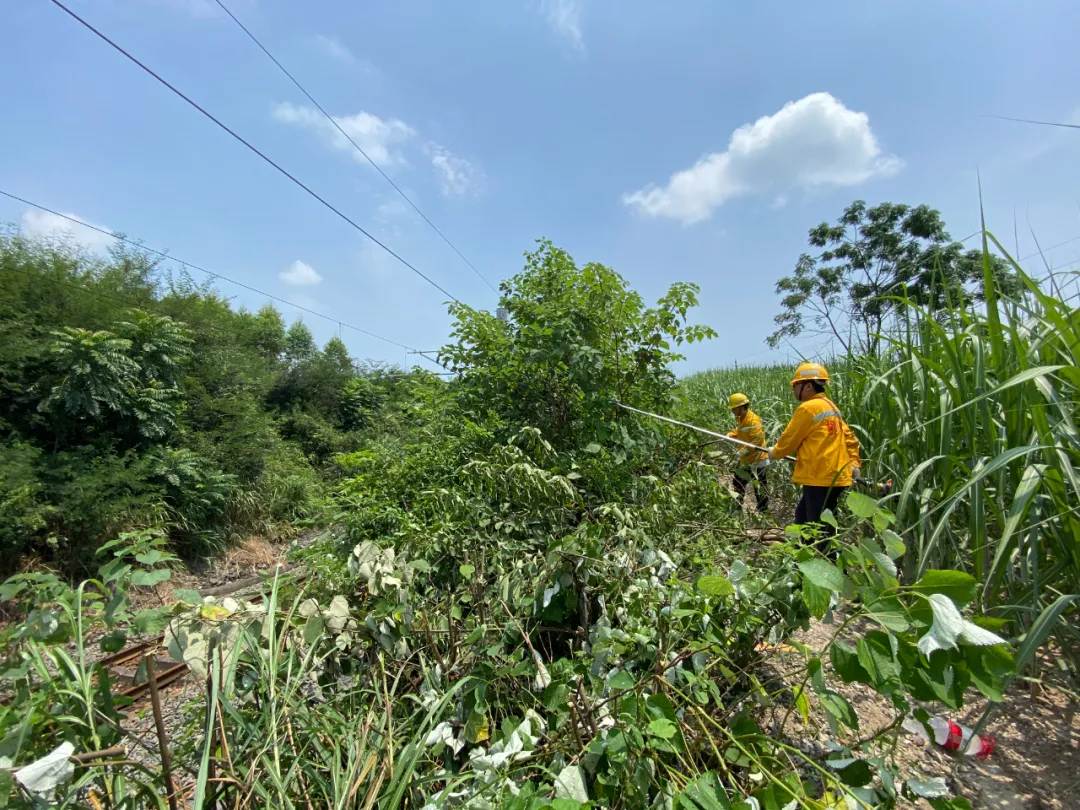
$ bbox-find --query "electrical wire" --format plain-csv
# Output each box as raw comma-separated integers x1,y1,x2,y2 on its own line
212,0,498,294
1,189,417,351
989,115,1080,131
46,0,460,304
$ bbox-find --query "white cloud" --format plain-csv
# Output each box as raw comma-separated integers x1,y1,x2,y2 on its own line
541,0,585,52
623,92,902,224
426,144,484,197
279,260,323,287
274,102,415,167
312,34,355,64
20,210,116,252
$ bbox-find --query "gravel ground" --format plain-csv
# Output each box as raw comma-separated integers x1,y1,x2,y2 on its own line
762,610,1079,809
86,529,329,800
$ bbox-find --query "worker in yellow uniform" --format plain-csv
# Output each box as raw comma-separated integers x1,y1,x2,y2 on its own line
768,363,861,540
727,393,769,513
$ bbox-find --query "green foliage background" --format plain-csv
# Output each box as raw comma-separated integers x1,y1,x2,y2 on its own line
0,229,430,571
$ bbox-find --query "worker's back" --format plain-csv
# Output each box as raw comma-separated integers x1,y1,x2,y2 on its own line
773,394,860,487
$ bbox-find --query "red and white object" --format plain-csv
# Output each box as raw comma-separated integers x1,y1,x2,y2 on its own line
902,715,995,760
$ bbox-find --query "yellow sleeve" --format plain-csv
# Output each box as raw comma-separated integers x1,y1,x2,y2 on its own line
750,413,765,445
843,421,862,469
728,429,738,439
772,405,811,459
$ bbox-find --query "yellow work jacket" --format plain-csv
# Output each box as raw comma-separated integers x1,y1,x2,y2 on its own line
728,409,767,465
772,394,861,487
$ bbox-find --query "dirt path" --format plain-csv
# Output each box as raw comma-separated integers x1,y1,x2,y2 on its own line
765,614,1079,809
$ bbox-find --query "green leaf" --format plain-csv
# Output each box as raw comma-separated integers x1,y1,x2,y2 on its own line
696,575,735,598
830,641,871,685
857,631,901,691
963,646,1005,702
608,670,637,691
554,764,589,802
134,607,172,635
173,589,202,605
859,539,897,577
1013,595,1079,677
906,778,949,798
458,564,475,579
647,718,678,740
798,559,845,592
803,580,830,619
828,757,874,787
303,615,325,646
793,686,810,724
132,568,171,587
135,549,166,565
917,594,965,655
100,629,127,653
912,569,977,607
881,529,906,560
846,490,879,519
818,690,858,731
543,682,571,712
464,710,490,744
862,594,910,632
679,771,733,810
584,443,602,454
808,657,827,693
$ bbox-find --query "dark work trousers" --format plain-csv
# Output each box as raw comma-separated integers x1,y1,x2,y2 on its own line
795,485,847,550
733,464,769,512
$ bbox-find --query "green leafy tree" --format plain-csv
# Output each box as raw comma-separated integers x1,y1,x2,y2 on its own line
339,376,384,431
0,229,328,570
284,321,317,366
115,310,193,389
36,328,139,423
247,304,287,360
769,200,1019,355
440,239,716,450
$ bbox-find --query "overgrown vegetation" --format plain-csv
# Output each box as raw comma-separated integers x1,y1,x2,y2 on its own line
1,229,1076,809
767,200,1020,355
0,228,433,572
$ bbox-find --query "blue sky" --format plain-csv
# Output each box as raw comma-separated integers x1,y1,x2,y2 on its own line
2,0,1079,373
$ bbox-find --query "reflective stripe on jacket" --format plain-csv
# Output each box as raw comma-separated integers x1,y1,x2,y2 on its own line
771,394,861,487
728,409,767,465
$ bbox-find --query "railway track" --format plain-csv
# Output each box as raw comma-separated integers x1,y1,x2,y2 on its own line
100,564,307,707
99,638,188,702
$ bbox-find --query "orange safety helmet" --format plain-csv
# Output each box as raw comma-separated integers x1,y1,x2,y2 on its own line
789,362,829,388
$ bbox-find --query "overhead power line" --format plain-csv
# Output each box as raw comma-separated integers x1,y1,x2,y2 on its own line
2,188,416,352
990,115,1080,131
46,0,460,304
1016,234,1080,264
212,0,498,295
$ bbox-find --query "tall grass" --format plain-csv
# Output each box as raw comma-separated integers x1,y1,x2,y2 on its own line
680,238,1079,672
182,577,470,810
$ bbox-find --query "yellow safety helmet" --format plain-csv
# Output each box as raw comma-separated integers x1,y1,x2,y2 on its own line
789,362,829,387
728,392,750,410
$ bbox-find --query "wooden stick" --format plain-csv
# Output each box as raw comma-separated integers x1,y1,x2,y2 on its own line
145,655,179,810
70,746,127,763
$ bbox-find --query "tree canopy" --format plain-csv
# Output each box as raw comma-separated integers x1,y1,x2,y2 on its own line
768,200,1019,355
